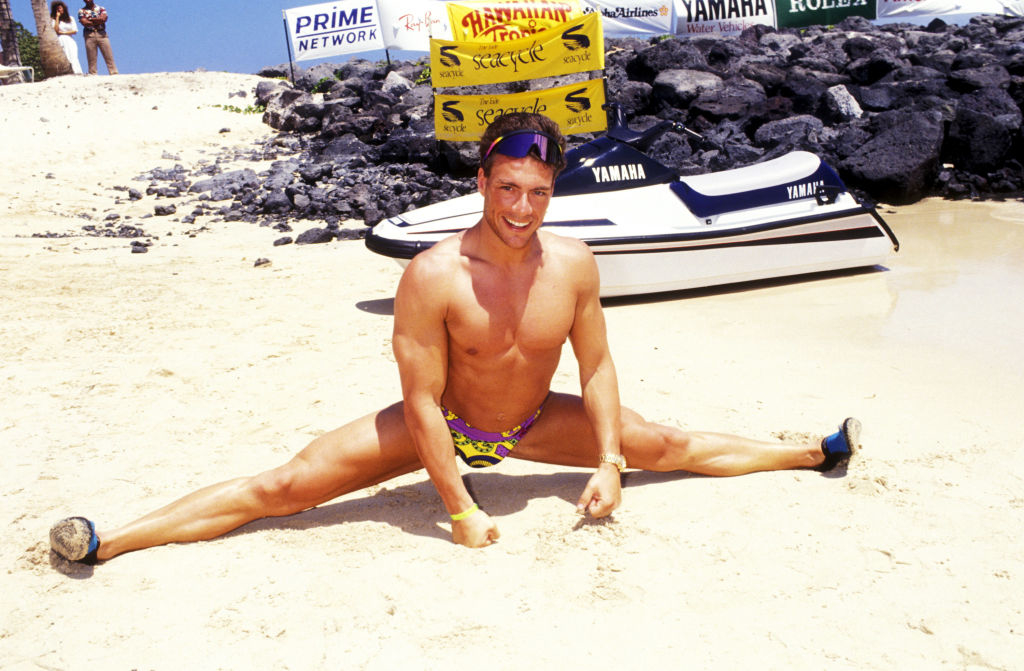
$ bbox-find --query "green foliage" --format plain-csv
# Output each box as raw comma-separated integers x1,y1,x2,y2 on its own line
311,75,336,94
14,21,46,82
211,103,267,115
414,66,431,85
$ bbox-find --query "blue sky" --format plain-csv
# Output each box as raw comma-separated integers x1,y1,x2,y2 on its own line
10,1,978,76
10,1,414,75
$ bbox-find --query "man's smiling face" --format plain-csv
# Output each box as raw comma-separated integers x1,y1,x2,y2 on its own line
477,153,555,251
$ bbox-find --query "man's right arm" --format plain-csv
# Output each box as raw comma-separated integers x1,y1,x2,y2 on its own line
392,252,499,547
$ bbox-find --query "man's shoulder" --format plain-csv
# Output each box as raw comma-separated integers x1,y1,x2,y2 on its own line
538,230,596,269
402,234,463,286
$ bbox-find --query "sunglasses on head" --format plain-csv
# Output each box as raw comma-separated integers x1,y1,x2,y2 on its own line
483,130,562,166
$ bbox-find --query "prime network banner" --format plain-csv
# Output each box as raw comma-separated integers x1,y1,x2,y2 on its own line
774,0,876,28
430,13,604,87
434,78,607,141
284,0,384,61
675,0,775,35
447,0,585,42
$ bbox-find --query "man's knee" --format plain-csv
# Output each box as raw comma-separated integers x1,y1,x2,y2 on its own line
626,422,692,471
248,464,308,516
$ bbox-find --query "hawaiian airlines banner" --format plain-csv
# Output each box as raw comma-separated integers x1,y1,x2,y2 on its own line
447,0,585,43
434,78,607,141
877,0,1021,17
674,0,775,35
583,0,675,36
283,0,384,61
378,0,452,50
774,0,876,28
430,13,603,87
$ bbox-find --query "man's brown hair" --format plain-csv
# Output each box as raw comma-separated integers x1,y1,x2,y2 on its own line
478,113,567,177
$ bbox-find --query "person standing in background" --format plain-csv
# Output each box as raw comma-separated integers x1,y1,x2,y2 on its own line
51,2,83,74
78,0,116,75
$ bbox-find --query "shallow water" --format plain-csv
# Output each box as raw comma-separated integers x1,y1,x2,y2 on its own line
880,198,1024,373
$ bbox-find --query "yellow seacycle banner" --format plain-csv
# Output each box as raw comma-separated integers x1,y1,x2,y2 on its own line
447,0,584,43
431,12,604,87
434,77,607,142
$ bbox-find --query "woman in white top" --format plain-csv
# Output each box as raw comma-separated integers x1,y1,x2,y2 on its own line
50,1,83,74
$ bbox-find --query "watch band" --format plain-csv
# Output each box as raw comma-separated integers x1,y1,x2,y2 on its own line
599,453,626,472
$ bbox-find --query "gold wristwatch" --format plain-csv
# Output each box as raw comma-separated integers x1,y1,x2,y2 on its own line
599,453,627,472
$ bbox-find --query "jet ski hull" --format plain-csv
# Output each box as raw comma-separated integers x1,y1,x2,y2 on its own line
365,138,899,297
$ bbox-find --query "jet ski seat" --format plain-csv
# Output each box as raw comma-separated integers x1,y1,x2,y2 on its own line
670,151,847,220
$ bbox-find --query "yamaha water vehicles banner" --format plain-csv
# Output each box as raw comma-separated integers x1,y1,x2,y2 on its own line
675,0,775,33
774,0,876,28
447,0,585,43
284,0,384,61
584,0,675,36
378,0,452,50
430,13,603,87
434,78,607,141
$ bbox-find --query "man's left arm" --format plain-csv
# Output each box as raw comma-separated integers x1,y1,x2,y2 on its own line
567,246,623,517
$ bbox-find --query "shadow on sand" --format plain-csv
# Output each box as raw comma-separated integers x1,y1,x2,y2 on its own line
228,468,706,544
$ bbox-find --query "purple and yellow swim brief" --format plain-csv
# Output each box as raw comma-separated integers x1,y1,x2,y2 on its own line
442,402,545,468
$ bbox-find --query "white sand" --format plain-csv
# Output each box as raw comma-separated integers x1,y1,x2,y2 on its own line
1,73,1022,670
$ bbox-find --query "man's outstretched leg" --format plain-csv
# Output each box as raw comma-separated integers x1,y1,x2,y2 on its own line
513,393,859,475
50,403,422,563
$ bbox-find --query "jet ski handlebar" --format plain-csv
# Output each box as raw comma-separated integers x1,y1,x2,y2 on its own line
603,102,706,150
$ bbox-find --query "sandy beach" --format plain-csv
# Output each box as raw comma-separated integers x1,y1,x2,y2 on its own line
1,73,1022,669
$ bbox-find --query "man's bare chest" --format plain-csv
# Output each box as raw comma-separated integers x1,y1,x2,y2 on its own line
446,283,575,358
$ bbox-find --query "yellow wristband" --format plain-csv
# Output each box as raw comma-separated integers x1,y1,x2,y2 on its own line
450,503,479,521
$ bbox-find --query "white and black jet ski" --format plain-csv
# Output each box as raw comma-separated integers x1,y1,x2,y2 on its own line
365,106,899,297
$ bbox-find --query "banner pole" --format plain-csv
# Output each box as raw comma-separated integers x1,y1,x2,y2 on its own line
282,11,296,84
385,48,392,68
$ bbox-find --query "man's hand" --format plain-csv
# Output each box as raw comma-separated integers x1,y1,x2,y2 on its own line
451,509,500,547
576,464,622,517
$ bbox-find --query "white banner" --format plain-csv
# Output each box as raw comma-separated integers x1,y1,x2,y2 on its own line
582,0,675,36
283,0,385,61
673,0,775,35
877,0,1022,16
378,0,453,50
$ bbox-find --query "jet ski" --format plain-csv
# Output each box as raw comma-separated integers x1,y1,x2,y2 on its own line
365,105,899,297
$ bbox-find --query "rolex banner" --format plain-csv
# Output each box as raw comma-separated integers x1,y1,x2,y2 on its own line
431,13,603,87
774,0,876,29
434,78,607,141
447,0,585,43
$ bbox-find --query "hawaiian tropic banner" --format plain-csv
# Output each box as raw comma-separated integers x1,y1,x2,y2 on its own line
447,0,585,43
378,0,452,51
434,78,607,141
877,0,1020,17
583,0,675,37
774,0,876,28
430,13,604,87
674,0,775,34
